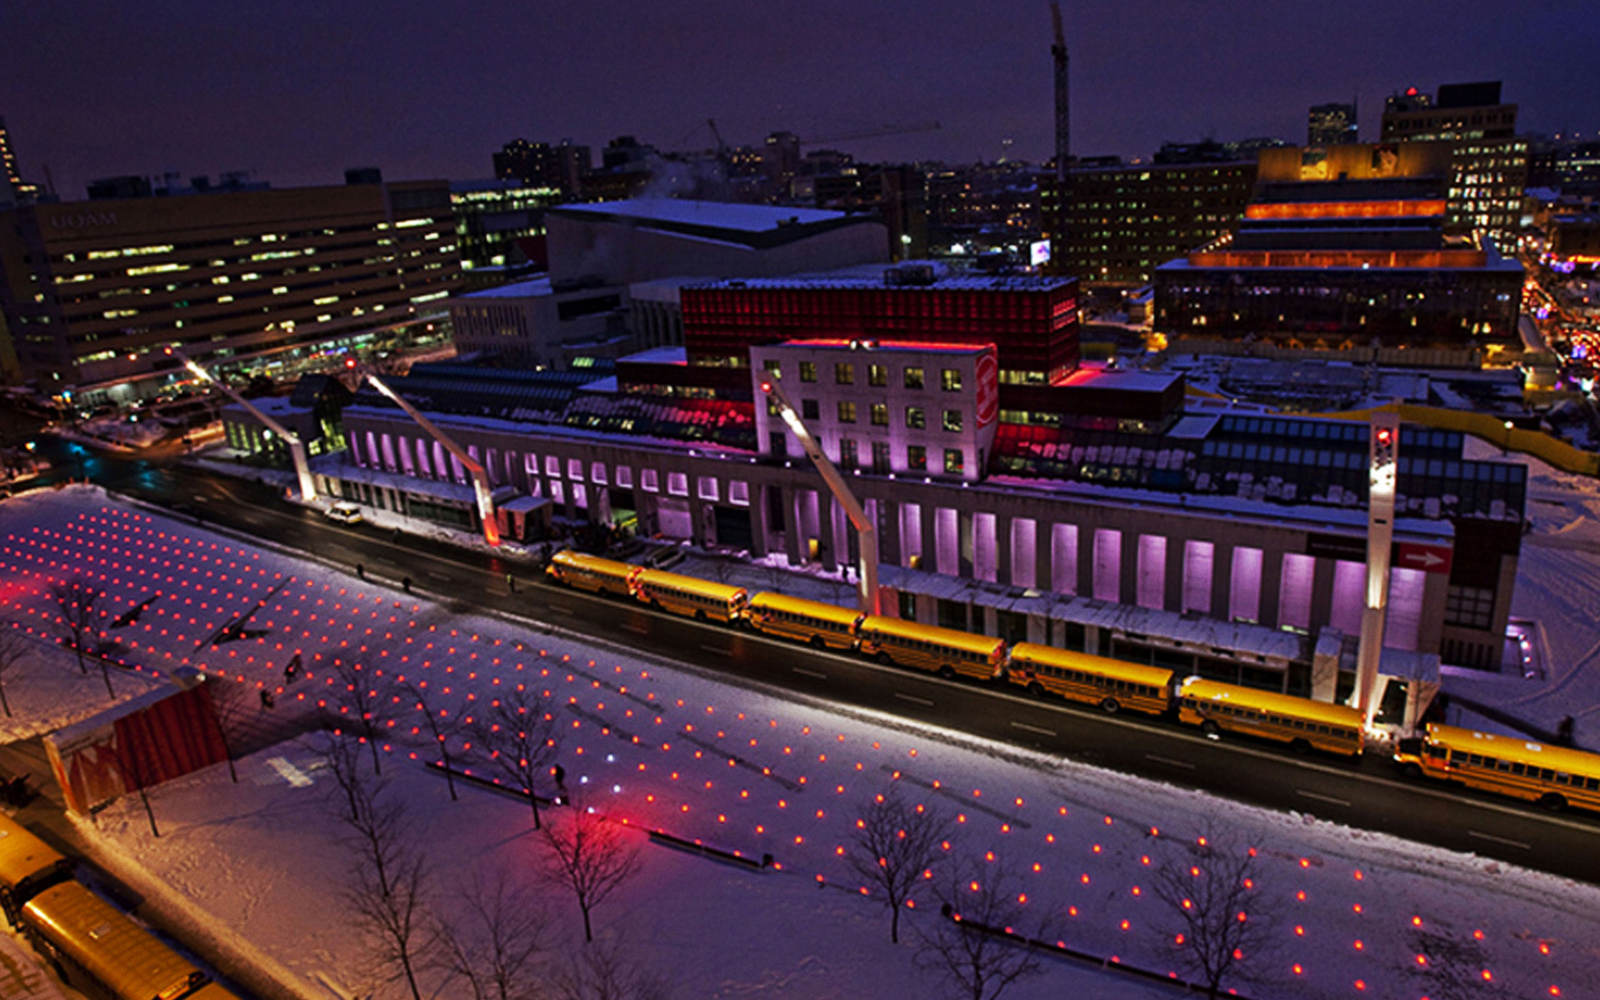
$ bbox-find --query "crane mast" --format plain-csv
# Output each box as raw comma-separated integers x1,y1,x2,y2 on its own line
759,377,883,616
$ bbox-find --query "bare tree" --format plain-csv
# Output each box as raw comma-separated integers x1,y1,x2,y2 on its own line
540,802,642,944
322,734,433,1000
48,576,104,682
0,622,28,717
848,790,950,944
915,860,1049,1000
469,681,562,829
327,660,391,775
401,678,464,801
1148,821,1276,1000
1405,918,1512,1000
549,933,673,1000
203,675,249,783
436,874,550,1000
347,832,433,1000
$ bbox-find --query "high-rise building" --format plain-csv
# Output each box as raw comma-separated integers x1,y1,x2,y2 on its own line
1380,81,1527,241
1041,155,1257,288
1307,101,1358,146
492,139,590,196
0,181,461,400
0,116,40,202
449,179,565,287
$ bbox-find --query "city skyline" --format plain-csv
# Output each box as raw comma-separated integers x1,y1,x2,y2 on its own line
3,0,1597,196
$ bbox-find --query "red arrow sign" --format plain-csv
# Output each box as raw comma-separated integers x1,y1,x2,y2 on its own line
1395,542,1452,575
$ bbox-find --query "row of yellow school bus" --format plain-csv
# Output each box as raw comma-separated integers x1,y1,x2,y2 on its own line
0,814,243,1000
547,550,1600,815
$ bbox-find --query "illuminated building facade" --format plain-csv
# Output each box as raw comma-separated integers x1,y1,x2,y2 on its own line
682,263,1078,384
1154,143,1523,354
1380,81,1528,241
0,181,461,400
1041,159,1256,287
449,179,563,287
0,116,38,201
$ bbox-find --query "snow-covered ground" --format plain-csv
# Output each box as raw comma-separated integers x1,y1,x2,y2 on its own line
1,486,1599,999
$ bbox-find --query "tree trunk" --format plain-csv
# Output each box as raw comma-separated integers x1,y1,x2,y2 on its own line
891,902,900,944
441,748,457,801
368,733,382,776
529,785,542,830
73,638,87,674
0,684,11,717
100,662,116,700
581,902,593,943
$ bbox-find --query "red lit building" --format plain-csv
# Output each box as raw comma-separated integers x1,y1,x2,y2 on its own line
681,262,1079,385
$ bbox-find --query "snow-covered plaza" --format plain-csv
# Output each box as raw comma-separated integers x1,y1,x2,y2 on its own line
1,484,1598,999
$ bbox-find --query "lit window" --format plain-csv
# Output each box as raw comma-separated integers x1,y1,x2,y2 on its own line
907,445,927,470
763,359,782,379
615,466,633,488
868,364,888,387
799,361,817,383
567,458,584,480
838,401,857,423
871,403,889,426
943,410,963,432
641,469,659,492
667,471,689,496
941,368,962,391
590,462,607,485
906,406,925,429
545,456,560,477
835,362,854,385
904,367,925,389
944,449,964,474
728,480,750,506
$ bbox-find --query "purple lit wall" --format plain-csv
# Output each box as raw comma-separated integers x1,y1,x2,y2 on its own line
935,508,959,577
1278,553,1315,632
1011,518,1037,590
1384,567,1425,651
900,503,923,568
1182,540,1214,614
973,512,998,583
1229,546,1264,623
1051,523,1078,595
1092,528,1121,603
1330,559,1365,635
1136,534,1166,610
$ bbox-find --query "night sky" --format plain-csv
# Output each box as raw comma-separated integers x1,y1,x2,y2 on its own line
5,0,1596,198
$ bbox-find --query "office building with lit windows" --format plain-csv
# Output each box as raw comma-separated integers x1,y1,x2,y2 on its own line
1380,81,1528,242
449,179,563,288
1040,158,1256,288
0,181,462,400
1308,102,1358,146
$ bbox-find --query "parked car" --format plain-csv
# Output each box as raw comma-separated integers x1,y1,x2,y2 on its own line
325,501,363,524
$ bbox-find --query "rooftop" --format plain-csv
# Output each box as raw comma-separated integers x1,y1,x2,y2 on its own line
456,276,554,299
691,261,1074,293
549,198,850,234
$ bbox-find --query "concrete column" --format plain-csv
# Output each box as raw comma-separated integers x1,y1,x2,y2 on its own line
1258,547,1284,628
1120,528,1140,606
1211,543,1234,621
1310,556,1336,632
877,496,901,568
1164,533,1186,612
958,509,974,578
1077,524,1095,601
919,502,938,574
785,487,804,565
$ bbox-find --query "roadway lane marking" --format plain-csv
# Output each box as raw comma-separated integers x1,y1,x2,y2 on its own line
698,644,728,657
792,667,827,680
895,693,934,707
426,570,452,582
1295,789,1351,808
622,623,648,635
1144,754,1195,770
1011,721,1057,737
549,604,576,616
1467,829,1531,851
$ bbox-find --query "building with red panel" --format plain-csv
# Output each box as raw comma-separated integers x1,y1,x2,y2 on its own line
681,262,1079,385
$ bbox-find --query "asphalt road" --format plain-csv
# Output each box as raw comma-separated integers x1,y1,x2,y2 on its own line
24,435,1600,886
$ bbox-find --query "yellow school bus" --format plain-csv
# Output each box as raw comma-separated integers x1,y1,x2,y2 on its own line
1006,644,1173,716
1177,677,1364,756
856,616,1006,681
744,592,864,650
545,550,639,597
22,881,209,1000
633,567,748,623
1394,723,1600,813
0,813,72,929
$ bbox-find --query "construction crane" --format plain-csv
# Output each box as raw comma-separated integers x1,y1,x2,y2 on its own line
351,360,502,547
758,376,882,616
164,346,316,503
1050,1,1069,180
804,121,941,147
707,118,729,157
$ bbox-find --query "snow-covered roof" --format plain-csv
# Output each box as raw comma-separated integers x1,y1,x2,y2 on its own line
691,261,1073,293
550,198,849,233
456,275,554,299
